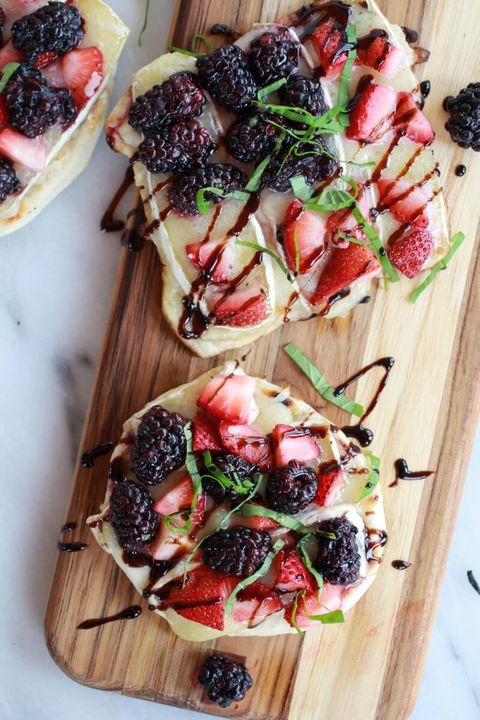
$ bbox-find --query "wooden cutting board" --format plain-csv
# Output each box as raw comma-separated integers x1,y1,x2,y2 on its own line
44,1,480,718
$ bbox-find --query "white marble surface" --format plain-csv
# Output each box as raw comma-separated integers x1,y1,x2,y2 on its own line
1,2,479,719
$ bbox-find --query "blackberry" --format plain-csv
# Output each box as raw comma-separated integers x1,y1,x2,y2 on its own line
0,159,20,202
280,75,329,117
196,45,257,113
202,527,272,576
199,654,253,708
129,405,186,485
138,119,214,174
263,139,337,192
443,83,480,151
202,452,259,503
5,65,76,138
249,29,299,85
110,478,159,552
129,72,205,134
11,1,83,65
315,517,361,585
171,162,247,216
225,114,280,164
266,460,317,514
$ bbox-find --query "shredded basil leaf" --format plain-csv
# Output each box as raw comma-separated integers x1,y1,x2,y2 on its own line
297,534,324,593
137,0,150,47
235,240,294,283
304,188,355,213
225,538,285,614
410,232,466,303
168,45,205,58
337,24,357,109
356,452,381,502
351,205,400,283
196,187,250,214
284,342,364,417
307,608,345,624
0,63,20,93
290,175,314,201
257,78,287,101
240,502,311,533
202,450,253,494
291,589,307,634
191,33,214,52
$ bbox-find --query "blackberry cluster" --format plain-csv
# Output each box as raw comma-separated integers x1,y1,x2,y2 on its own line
110,478,159,552
0,159,20,202
128,72,206,134
202,527,272,577
138,119,214,174
198,654,253,708
315,517,361,585
129,405,186,485
170,162,247,215
225,114,280,164
5,65,76,138
266,460,318,514
263,139,337,192
202,452,259,503
196,45,257,113
280,75,329,116
11,1,84,64
443,83,480,151
249,30,299,85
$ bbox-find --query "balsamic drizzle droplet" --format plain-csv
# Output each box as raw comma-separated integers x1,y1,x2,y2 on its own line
210,23,239,38
467,570,480,596
419,80,431,99
341,424,374,447
401,26,419,44
80,441,114,469
394,458,434,482
100,166,134,233
455,164,466,177
61,521,76,533
58,522,87,553
392,559,411,570
77,605,142,630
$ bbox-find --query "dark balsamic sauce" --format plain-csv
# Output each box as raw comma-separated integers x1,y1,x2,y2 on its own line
420,80,431,98
341,424,374,447
392,559,411,570
100,167,134,233
394,458,433,481
58,541,88,553
455,164,466,177
291,1,352,57
359,295,371,304
109,455,128,482
61,522,76,533
210,23,239,39
401,27,419,44
365,528,388,562
80,441,114,468
77,605,142,630
321,287,350,316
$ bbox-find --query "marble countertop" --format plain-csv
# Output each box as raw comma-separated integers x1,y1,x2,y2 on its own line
1,2,479,719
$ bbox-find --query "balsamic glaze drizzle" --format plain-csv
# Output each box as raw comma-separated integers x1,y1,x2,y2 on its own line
391,559,411,570
100,167,134,233
77,605,142,630
394,458,434,481
58,522,87,553
80,441,114,468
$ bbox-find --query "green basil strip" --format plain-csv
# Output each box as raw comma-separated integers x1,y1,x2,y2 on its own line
304,188,355,213
290,589,307,634
410,232,466,303
168,45,205,58
351,205,400,283
337,24,357,109
306,608,345,624
240,502,311,533
191,33,214,52
297,534,324,593
235,240,294,283
0,62,20,93
284,342,364,417
356,452,381,502
225,538,285,614
257,78,287,101
202,450,253,494
290,175,314,201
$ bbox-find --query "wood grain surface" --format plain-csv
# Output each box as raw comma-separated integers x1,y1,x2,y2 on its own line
44,1,480,718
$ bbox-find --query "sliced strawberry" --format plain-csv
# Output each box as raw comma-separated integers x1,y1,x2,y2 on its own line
237,580,274,601
376,178,429,227
62,47,104,108
33,51,58,69
311,243,381,305
271,424,320,468
282,199,326,275
255,596,282,621
176,601,226,630
394,92,434,145
186,240,233,283
198,373,257,425
275,547,316,593
214,284,270,328
230,511,279,531
0,41,22,69
325,184,370,238
192,411,223,452
219,422,272,471
149,519,194,561
153,475,194,516
285,583,344,629
312,18,348,78
388,229,434,278
357,35,404,78
0,128,46,172
315,466,344,506
346,81,396,143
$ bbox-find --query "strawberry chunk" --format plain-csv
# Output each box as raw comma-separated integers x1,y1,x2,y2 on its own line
394,92,435,145
198,373,257,424
219,422,272,471
0,128,46,172
153,475,194,516
311,243,381,305
282,199,326,275
272,424,320,468
357,34,404,78
185,240,233,283
347,81,396,143
192,411,223,452
388,229,434,278
0,41,22,69
315,466,344,506
230,503,279,530
33,51,58,69
214,284,270,327
376,178,429,227
286,583,344,629
312,18,348,78
275,547,316,592
62,47,104,109
255,596,282,621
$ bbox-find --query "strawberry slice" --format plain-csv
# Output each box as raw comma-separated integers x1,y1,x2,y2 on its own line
186,240,233,283
219,422,272,471
315,466,344,506
149,518,194,561
198,373,257,424
311,18,348,78
388,229,434,278
62,47,104,109
230,503,279,530
394,92,434,145
346,81,396,143
192,411,223,452
286,583,344,629
275,547,316,593
0,41,22,69
214,284,270,327
376,178,429,227
311,243,381,305
357,34,404,78
272,424,320,468
34,51,58,69
153,475,206,526
233,598,259,624
282,199,326,275
0,128,46,172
